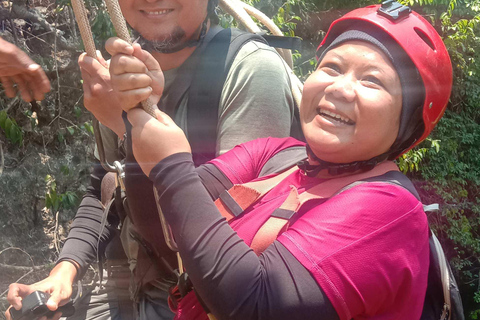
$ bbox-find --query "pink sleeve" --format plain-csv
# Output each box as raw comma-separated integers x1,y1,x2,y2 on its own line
209,137,305,184
278,183,430,320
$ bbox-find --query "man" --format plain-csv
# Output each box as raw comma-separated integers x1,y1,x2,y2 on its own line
0,37,50,102
6,0,295,319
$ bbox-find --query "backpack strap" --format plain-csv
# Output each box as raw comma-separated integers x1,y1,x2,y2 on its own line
249,161,399,255
158,25,225,118
187,29,268,166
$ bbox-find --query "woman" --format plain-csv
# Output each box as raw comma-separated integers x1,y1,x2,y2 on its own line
124,2,452,319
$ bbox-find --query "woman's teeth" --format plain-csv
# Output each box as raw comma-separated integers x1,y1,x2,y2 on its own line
317,108,354,125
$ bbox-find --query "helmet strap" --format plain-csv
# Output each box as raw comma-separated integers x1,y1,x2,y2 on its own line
298,144,390,177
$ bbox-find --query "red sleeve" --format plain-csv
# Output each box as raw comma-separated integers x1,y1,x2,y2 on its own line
278,183,430,320
209,137,305,184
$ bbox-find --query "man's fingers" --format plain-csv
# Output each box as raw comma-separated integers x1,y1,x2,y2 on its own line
132,44,161,72
26,74,47,101
105,37,134,57
96,50,109,68
11,75,32,102
78,53,108,75
1,76,17,98
27,64,51,95
7,283,35,309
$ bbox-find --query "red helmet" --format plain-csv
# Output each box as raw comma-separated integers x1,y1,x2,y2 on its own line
316,1,453,156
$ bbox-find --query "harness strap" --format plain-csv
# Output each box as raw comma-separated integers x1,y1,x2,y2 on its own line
251,161,400,255
222,161,399,255
215,166,298,221
250,185,299,254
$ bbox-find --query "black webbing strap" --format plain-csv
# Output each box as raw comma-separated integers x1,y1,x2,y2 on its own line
261,34,302,50
158,25,225,117
187,29,267,166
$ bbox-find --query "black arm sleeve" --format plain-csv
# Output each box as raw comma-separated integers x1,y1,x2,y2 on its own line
196,163,233,199
150,153,339,320
57,160,117,278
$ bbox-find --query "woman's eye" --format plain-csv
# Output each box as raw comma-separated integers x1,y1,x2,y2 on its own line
362,76,384,88
320,63,341,75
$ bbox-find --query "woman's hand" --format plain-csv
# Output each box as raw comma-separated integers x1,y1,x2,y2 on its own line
5,261,77,320
106,37,164,113
128,108,191,177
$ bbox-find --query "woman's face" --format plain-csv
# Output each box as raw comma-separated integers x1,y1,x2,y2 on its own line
300,41,403,164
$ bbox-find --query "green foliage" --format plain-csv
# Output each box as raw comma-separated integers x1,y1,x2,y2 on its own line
0,110,23,146
44,174,79,213
422,111,480,186
397,138,440,174
58,0,116,48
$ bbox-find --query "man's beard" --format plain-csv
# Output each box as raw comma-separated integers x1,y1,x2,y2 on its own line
132,27,186,53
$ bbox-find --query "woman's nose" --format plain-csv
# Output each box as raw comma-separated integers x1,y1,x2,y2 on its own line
325,75,356,102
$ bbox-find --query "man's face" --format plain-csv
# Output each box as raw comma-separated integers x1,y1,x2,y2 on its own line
119,0,209,49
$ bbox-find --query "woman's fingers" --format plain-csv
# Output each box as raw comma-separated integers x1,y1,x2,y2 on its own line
154,109,175,126
111,73,153,91
117,87,154,111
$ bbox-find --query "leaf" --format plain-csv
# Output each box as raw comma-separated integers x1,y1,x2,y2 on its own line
74,106,82,118
67,127,75,135
4,118,12,135
0,111,7,129
84,122,94,135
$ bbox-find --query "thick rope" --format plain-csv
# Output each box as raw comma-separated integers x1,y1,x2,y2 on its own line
219,0,303,107
71,0,96,58
102,0,158,116
239,1,293,68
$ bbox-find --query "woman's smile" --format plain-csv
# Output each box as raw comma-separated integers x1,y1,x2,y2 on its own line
300,41,403,163
316,107,356,126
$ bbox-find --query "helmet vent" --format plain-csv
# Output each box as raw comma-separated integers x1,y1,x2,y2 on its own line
414,27,436,51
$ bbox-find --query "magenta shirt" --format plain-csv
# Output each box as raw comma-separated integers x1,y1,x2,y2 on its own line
209,137,430,319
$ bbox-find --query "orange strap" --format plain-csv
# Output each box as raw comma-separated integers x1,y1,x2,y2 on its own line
245,161,399,255
215,166,298,221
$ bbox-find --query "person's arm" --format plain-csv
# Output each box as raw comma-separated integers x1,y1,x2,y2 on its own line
150,153,338,320
6,161,115,317
216,41,295,155
57,160,116,277
0,37,50,102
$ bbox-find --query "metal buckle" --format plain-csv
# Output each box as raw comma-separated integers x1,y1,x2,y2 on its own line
114,160,126,191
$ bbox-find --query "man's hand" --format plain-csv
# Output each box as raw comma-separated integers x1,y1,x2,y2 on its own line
5,261,77,320
0,38,51,102
78,51,126,137
106,37,164,113
128,108,191,177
